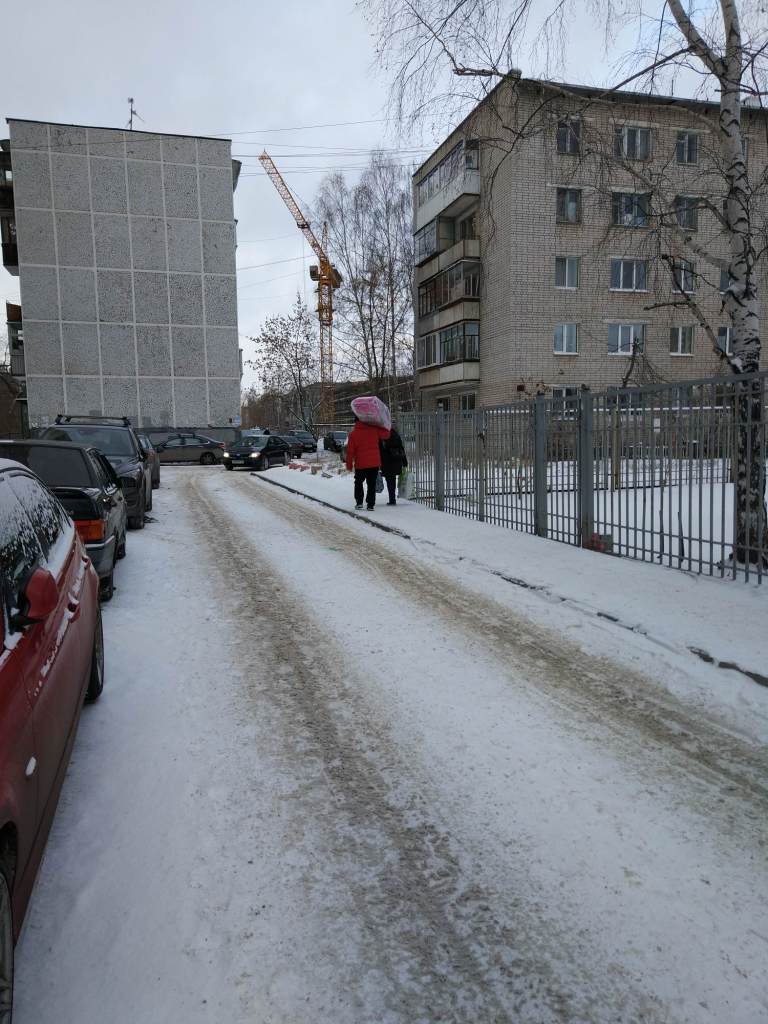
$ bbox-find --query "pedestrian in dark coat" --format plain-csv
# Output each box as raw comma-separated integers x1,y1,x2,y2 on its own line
380,425,408,505
345,416,390,510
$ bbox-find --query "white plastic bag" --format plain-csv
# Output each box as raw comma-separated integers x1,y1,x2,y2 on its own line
350,396,391,430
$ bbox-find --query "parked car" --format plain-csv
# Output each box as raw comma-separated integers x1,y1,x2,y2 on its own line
323,430,349,453
40,416,152,530
154,433,225,465
0,440,127,601
223,434,291,471
136,433,160,489
285,430,318,453
276,434,305,459
0,457,104,1018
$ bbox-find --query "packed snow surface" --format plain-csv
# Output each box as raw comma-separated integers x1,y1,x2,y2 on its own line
14,465,768,1024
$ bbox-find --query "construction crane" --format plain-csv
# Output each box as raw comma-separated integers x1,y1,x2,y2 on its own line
258,152,342,425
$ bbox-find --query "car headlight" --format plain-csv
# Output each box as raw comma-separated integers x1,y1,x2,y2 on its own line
223,451,230,457
250,452,260,458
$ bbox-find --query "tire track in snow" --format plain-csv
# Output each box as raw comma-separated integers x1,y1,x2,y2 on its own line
241,473,768,815
187,473,669,1024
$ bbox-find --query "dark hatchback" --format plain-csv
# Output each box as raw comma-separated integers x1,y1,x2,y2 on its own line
223,434,291,471
40,416,152,529
0,440,127,600
323,430,348,453
285,430,317,453
136,433,161,489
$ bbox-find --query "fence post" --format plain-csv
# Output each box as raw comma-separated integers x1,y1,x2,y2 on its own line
578,388,594,547
534,395,548,537
476,410,486,523
435,410,445,511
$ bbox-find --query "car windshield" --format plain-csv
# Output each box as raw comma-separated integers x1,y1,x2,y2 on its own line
333,432,347,440
0,445,93,487
237,437,267,448
43,426,136,457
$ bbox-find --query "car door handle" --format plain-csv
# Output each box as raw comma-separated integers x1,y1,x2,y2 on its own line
25,757,37,778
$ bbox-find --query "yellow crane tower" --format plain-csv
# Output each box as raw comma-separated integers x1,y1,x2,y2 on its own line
258,152,342,425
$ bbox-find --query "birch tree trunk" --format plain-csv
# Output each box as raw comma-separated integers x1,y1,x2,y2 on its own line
667,0,766,565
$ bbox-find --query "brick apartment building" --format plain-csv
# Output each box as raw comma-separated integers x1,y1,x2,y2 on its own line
412,76,767,412
1,119,242,428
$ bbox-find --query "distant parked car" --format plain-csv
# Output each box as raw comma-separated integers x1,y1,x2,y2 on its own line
285,430,318,453
276,434,305,459
223,434,291,471
323,430,348,453
0,440,127,601
0,456,104,1018
154,433,225,465
136,433,160,489
40,415,152,529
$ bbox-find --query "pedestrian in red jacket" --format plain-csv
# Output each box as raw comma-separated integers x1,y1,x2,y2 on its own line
345,417,390,510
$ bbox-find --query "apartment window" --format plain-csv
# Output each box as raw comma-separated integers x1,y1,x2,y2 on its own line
439,321,479,362
460,393,476,413
717,326,732,354
464,321,480,359
674,195,699,231
416,142,465,207
556,119,581,155
458,211,477,240
552,386,579,418
612,192,650,227
720,268,733,293
670,325,694,355
465,140,479,169
418,278,437,317
415,220,438,263
672,258,695,293
610,259,647,291
614,125,651,160
676,131,699,164
428,260,481,309
417,333,438,368
436,397,451,412
555,256,579,289
556,188,582,224
553,323,578,354
608,323,645,355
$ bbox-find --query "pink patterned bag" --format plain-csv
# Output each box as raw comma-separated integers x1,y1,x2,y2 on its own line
350,396,391,431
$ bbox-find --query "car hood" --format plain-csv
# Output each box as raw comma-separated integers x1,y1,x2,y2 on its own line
229,445,266,454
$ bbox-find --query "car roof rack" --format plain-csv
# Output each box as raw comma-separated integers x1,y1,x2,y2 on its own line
55,414,132,426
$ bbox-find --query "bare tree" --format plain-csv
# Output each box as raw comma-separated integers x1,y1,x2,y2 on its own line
315,153,414,408
364,0,768,564
247,295,321,430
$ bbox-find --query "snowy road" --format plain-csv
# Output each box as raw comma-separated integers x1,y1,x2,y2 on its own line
14,467,768,1024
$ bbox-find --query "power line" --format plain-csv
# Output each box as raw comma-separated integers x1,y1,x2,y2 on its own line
236,254,313,272
205,117,387,135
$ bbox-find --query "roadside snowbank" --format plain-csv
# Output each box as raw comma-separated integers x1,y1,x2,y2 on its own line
259,463,768,744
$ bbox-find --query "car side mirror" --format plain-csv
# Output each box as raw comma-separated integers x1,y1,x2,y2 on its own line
12,567,59,628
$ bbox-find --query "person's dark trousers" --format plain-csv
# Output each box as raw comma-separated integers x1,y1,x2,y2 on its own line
354,467,379,508
384,472,397,504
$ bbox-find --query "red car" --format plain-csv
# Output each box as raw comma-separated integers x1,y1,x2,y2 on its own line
0,457,104,1017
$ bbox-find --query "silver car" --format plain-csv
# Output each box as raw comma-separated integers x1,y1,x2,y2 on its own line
154,433,225,465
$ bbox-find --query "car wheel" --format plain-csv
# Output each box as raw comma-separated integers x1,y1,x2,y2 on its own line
225,463,233,471
117,533,127,559
200,452,215,466
0,857,12,1024
129,492,145,530
261,457,270,471
283,453,289,465
152,473,160,489
100,567,115,603
146,487,153,512
85,607,105,703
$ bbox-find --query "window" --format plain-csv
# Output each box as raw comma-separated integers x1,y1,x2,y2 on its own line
436,397,451,412
556,188,582,224
614,125,651,160
458,211,477,240
720,268,733,293
672,259,695,293
463,321,479,359
555,256,579,289
676,131,699,164
460,393,476,413
670,326,694,355
717,326,732,354
0,479,43,622
674,195,699,231
420,260,481,316
612,192,650,227
553,323,578,354
416,333,438,368
415,220,438,262
552,386,579,417
416,142,469,207
465,140,479,169
556,119,581,155
610,259,647,291
8,473,70,566
418,278,437,318
608,323,645,355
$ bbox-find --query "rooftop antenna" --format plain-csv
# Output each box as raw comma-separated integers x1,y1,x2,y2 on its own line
126,97,144,130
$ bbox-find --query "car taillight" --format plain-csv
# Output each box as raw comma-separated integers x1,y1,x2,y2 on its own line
218,442,225,448
76,519,106,543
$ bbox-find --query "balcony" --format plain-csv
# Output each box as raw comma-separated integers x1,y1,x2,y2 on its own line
417,239,480,284
2,241,18,275
10,348,25,377
418,359,481,390
414,169,480,232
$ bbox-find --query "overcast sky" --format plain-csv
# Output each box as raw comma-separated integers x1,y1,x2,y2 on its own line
3,0,690,389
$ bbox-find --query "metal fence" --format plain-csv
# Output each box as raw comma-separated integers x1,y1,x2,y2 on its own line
402,370,768,583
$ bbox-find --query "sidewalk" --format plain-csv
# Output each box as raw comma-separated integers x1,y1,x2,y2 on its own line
256,460,768,744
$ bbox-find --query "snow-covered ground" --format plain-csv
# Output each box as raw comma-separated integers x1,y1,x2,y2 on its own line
14,465,768,1023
